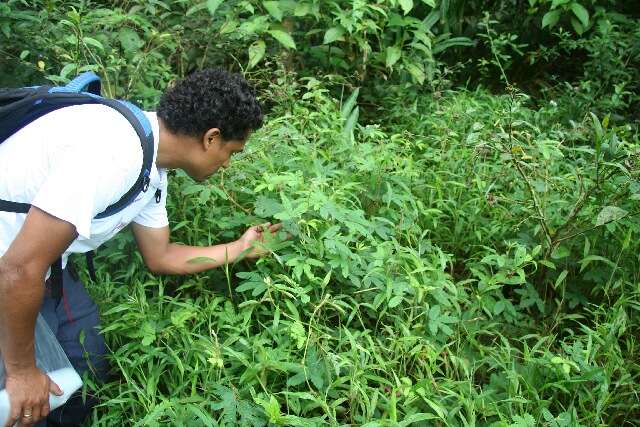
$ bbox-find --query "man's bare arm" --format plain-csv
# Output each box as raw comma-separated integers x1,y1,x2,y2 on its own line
131,222,282,275
0,207,76,374
0,207,75,425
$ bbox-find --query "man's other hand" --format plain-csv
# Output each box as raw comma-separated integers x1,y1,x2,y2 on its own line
4,367,62,427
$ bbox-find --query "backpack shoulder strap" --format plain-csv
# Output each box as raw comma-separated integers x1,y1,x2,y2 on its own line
94,99,154,219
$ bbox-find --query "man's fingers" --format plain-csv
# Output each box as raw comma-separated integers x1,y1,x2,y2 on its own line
268,223,283,233
48,378,63,396
7,397,21,427
28,406,41,426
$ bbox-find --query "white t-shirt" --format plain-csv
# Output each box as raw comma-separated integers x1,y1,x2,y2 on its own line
0,104,169,269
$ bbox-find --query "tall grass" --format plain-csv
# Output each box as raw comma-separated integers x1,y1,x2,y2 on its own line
83,77,640,426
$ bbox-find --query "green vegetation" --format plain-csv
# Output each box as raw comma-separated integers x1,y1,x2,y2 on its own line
2,0,638,425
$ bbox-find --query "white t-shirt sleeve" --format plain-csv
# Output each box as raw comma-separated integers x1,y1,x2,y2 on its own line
132,170,169,228
30,154,108,239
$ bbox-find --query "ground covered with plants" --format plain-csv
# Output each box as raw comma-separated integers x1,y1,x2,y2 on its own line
2,0,639,426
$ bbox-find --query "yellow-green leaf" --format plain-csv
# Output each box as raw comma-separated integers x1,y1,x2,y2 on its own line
399,0,413,15
386,46,402,68
206,0,223,16
323,26,345,44
268,29,296,49
263,1,283,21
82,37,104,51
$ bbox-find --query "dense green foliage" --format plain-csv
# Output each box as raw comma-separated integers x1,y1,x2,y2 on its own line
1,0,638,425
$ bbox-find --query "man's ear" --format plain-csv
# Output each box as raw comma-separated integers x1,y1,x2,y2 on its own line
202,128,221,151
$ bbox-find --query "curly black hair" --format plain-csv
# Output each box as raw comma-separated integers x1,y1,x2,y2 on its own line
157,68,263,141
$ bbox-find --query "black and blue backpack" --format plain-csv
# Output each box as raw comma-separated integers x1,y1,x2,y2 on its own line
0,72,156,298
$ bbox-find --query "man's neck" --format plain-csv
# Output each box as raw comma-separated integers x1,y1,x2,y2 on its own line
155,117,193,170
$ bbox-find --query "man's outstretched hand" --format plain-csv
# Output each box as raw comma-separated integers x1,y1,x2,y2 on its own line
237,222,283,259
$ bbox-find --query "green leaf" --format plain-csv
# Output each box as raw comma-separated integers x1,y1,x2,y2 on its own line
399,0,413,15
580,254,617,272
551,246,570,259
551,0,570,8
306,346,325,390
294,3,311,16
340,88,360,119
510,413,536,427
323,26,345,44
1,22,10,39
186,2,207,15
83,37,104,51
342,106,359,141
421,0,436,7
248,39,266,69
59,63,77,79
596,206,628,226
399,413,438,427
263,1,283,21
118,27,143,52
570,17,584,34
206,0,223,16
570,3,589,27
268,30,296,49
186,405,215,426
386,46,402,68
287,369,306,386
542,10,561,28
388,295,403,308
220,19,238,34
171,309,195,328
432,36,474,54
404,61,426,84
554,270,568,290
423,10,440,31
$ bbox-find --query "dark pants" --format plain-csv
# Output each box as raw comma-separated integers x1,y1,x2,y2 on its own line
37,267,108,427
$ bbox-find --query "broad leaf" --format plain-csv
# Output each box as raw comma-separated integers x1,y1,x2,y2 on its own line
399,0,413,15
248,39,266,69
340,88,359,119
432,36,474,54
596,206,628,226
542,10,561,28
206,0,223,16
118,28,143,52
385,46,402,68
323,26,345,44
388,295,403,308
571,17,584,35
263,1,283,21
268,29,296,49
423,10,440,31
404,61,426,84
570,2,589,27
82,37,104,51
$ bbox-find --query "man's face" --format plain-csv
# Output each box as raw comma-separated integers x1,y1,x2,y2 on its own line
186,131,246,182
